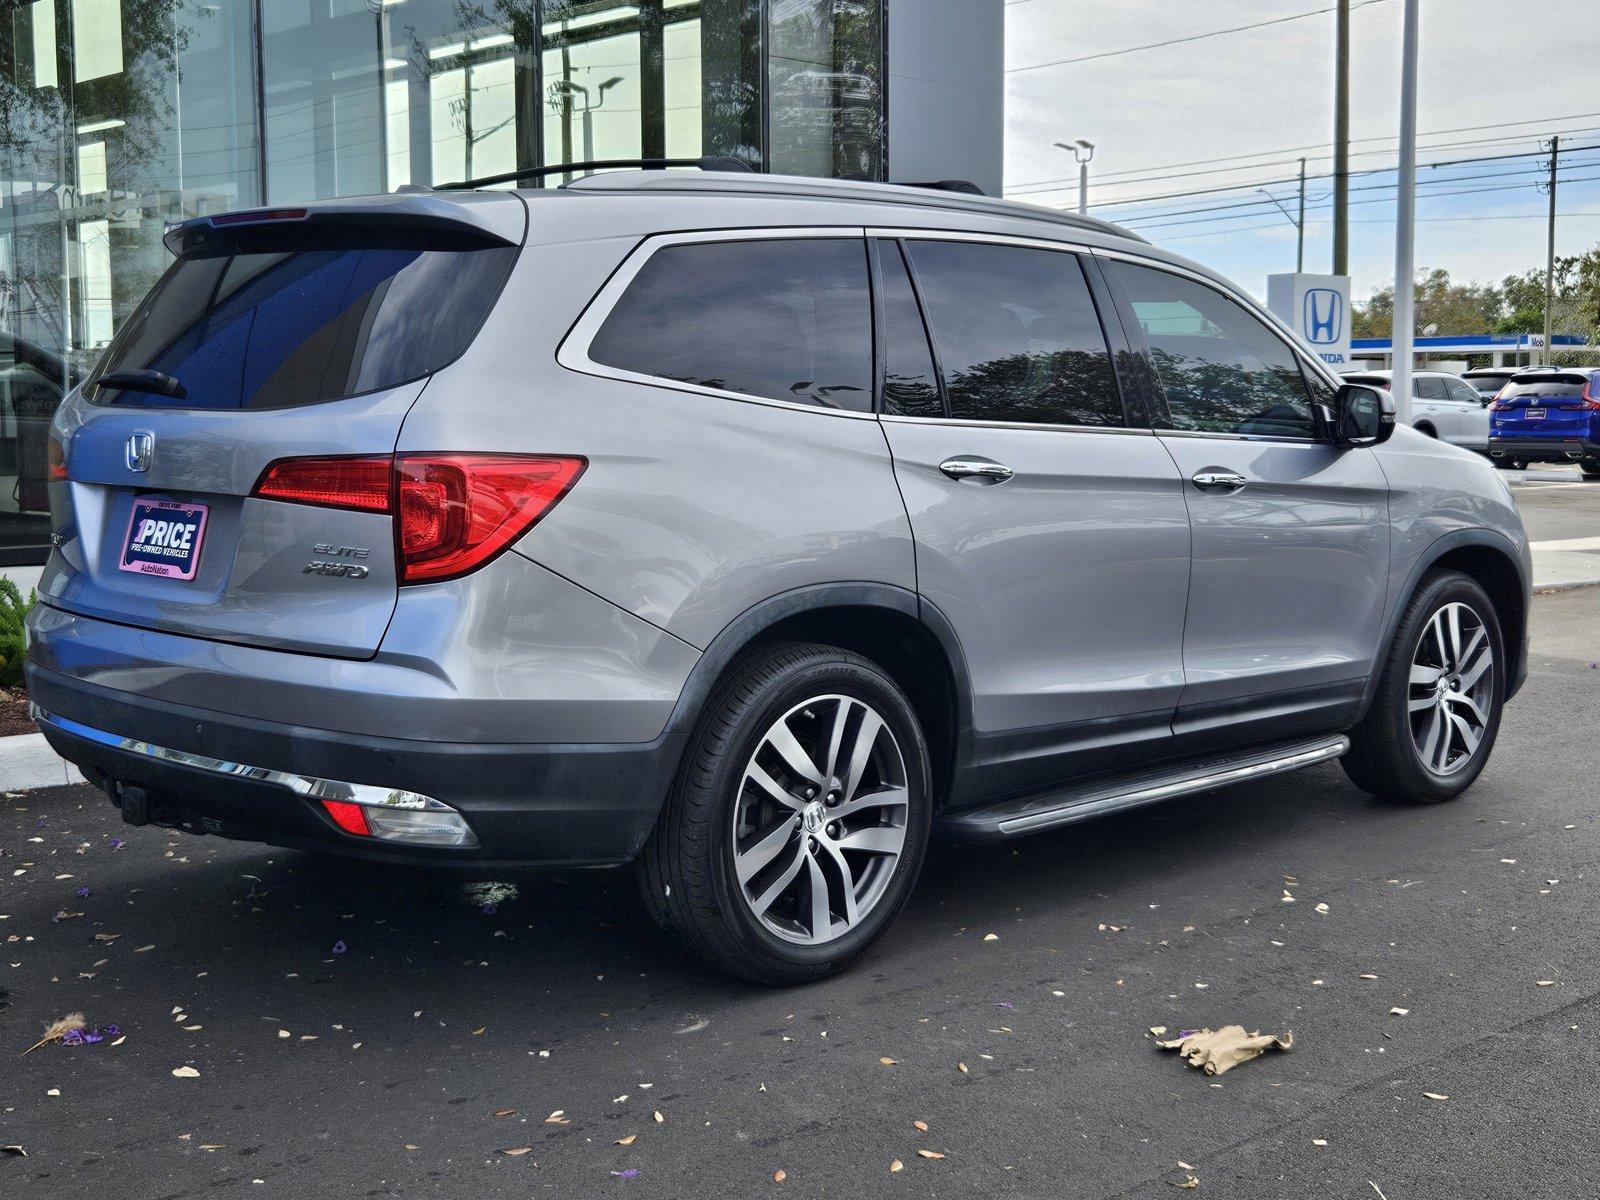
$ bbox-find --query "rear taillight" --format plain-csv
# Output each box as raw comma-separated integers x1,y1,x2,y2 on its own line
47,437,67,480
254,456,392,512
1583,377,1600,410
251,453,584,584
396,455,584,583
1488,383,1513,412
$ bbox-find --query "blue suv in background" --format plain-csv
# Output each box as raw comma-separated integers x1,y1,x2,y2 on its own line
1488,368,1600,478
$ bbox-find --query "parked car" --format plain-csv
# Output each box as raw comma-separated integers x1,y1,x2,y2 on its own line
1341,368,1490,452
26,171,1531,983
1462,366,1522,402
1487,367,1600,478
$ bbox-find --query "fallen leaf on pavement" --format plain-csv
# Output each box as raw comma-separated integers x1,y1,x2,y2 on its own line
653,1110,665,1124
1156,1026,1293,1076
1390,1008,1409,1016
615,1135,636,1146
1423,1092,1449,1101
773,1169,787,1182
171,1066,200,1078
500,1147,533,1157
493,1108,516,1118
912,1120,928,1132
21,1013,85,1056
879,1057,897,1065
544,1111,569,1125
1171,1176,1198,1189
982,933,998,942
1,1146,25,1157
916,1150,946,1160
890,1160,904,1173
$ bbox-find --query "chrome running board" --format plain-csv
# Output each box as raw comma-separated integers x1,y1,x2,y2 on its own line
940,735,1349,842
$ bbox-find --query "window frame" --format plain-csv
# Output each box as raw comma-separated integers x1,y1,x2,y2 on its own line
864,227,1141,434
557,226,880,421
1096,249,1342,444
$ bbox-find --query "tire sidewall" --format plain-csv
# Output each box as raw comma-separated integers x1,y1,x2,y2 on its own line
1384,573,1506,801
702,655,932,975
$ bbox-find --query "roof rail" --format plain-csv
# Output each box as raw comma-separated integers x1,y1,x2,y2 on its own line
436,156,753,191
564,171,1150,244
894,180,985,196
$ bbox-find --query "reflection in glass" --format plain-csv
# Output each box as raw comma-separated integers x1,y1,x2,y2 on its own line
907,241,1123,427
769,0,883,179
1113,262,1316,440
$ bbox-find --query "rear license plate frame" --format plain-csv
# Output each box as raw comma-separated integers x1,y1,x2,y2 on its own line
119,498,209,581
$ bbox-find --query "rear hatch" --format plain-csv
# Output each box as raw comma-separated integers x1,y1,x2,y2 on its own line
43,193,525,658
1490,374,1599,441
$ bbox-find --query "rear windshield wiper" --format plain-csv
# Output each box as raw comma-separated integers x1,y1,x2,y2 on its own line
94,369,188,401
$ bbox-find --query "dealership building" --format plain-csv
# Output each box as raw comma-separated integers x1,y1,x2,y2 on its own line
0,0,1002,566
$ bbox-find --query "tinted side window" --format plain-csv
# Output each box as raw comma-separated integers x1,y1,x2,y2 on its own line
876,241,942,418
904,241,1122,427
588,238,872,412
1415,376,1449,400
1112,261,1316,439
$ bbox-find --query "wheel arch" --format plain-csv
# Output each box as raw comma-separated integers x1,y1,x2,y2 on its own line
1361,529,1531,714
659,584,972,809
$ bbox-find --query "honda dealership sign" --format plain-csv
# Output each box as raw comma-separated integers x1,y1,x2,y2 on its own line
1267,273,1352,370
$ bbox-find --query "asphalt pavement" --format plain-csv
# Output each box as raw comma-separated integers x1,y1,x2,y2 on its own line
2,591,1599,1198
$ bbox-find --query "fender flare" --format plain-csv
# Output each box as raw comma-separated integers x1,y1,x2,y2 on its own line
1359,526,1531,713
656,581,975,757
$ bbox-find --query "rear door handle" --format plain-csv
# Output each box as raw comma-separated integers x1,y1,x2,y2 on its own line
1191,470,1247,491
940,457,1014,482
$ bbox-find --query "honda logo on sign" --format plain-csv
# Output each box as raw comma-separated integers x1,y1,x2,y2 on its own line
126,432,154,473
1303,288,1343,345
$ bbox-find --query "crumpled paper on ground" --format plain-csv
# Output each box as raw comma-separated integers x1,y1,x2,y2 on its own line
1156,1025,1293,1076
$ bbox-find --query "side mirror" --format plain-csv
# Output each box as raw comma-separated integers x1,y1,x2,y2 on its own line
1320,383,1395,446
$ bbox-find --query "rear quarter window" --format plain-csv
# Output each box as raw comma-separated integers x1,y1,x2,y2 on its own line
586,238,873,412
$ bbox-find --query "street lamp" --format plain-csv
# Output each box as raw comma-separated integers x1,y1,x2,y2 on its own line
1054,139,1094,216
548,75,625,163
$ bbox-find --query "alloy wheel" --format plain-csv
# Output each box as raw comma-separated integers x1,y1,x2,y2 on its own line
1408,602,1495,777
731,694,909,945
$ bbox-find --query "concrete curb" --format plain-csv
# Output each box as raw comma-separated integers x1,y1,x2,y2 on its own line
0,731,84,793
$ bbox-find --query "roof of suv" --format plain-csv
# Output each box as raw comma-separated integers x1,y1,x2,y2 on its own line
558,170,1151,244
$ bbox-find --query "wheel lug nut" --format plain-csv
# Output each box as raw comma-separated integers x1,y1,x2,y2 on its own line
826,823,839,838
808,837,818,851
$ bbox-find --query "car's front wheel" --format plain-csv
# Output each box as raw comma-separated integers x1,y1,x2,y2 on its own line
1343,570,1504,803
640,641,931,984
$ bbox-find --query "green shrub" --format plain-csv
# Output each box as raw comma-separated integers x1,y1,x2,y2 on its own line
0,579,35,689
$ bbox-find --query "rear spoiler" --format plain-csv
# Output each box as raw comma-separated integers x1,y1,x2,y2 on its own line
164,194,524,257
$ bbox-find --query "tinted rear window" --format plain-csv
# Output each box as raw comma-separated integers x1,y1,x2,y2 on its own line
88,240,516,409
588,238,872,412
1504,376,1587,398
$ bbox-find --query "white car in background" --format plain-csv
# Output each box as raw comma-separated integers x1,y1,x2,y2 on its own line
1340,369,1489,453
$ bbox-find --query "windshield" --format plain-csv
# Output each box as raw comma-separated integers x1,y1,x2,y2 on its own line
1502,376,1587,399
87,238,516,410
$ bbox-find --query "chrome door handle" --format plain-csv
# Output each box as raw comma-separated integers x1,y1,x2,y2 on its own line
1191,470,1247,491
940,457,1014,482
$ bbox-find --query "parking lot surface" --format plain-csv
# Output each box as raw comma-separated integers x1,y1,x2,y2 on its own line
1,587,1598,1198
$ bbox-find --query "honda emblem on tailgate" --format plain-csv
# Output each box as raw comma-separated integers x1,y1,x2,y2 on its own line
125,432,154,473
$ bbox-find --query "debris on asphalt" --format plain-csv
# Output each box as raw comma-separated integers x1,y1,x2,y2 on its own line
0,1145,25,1157
890,1159,904,1173
20,1012,85,1056
61,1022,120,1046
1156,1026,1293,1076
171,1065,200,1078
1423,1091,1449,1101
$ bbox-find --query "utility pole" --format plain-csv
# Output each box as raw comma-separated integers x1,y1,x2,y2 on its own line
1333,0,1350,275
1390,0,1420,426
1296,157,1307,273
1542,135,1559,366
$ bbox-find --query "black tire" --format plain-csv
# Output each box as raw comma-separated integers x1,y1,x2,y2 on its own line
1343,570,1505,803
639,641,932,984
1580,459,1600,480
1492,458,1518,470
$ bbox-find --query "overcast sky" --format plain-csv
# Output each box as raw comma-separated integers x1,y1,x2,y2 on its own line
1005,0,1600,310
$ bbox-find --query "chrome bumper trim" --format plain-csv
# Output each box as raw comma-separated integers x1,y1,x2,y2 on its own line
29,703,448,812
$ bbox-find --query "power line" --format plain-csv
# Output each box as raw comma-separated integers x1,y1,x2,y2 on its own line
1007,0,1392,75
1006,121,1600,197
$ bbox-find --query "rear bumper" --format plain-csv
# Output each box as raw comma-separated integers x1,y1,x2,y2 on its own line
26,662,680,867
1488,436,1600,463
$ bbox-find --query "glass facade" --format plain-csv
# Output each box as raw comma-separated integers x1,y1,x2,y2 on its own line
0,0,885,563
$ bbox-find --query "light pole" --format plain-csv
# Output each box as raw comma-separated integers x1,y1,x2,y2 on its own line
1255,158,1308,273
1389,0,1420,426
1054,139,1094,215
548,75,624,163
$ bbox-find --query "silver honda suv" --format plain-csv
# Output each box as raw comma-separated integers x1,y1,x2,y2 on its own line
26,167,1531,983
